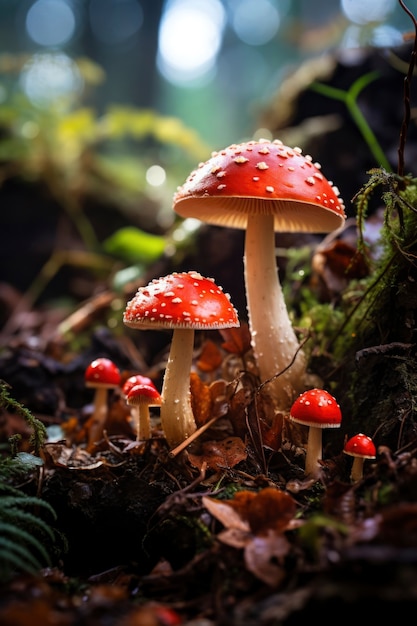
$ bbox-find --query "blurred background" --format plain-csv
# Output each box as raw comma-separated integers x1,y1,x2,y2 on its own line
0,0,410,145
0,0,414,342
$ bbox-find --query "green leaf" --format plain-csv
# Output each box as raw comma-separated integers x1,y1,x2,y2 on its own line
103,226,166,264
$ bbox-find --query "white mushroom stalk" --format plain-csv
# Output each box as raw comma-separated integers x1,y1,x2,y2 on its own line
245,213,306,408
160,327,196,447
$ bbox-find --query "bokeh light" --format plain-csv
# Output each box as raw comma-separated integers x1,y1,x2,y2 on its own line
25,0,76,47
231,0,281,46
340,0,396,25
20,53,83,106
157,0,226,85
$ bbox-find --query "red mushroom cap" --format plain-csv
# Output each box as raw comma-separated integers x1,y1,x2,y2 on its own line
123,271,240,331
343,433,376,459
289,388,342,428
173,139,346,233
126,383,162,407
122,374,154,397
85,357,121,389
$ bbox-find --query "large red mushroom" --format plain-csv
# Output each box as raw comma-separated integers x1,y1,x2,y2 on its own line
123,271,240,448
173,139,346,410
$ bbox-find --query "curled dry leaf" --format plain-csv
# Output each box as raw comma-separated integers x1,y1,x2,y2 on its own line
188,436,247,471
203,487,298,587
219,322,252,356
196,338,224,373
190,372,212,427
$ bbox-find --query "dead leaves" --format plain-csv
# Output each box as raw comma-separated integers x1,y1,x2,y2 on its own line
188,437,247,471
203,487,299,586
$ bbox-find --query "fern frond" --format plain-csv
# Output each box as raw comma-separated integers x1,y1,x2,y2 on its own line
0,548,39,580
0,536,44,571
0,521,52,565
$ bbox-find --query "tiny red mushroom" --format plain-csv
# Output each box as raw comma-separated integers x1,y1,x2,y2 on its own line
289,388,342,477
84,357,121,450
126,382,162,441
122,374,155,439
122,374,154,399
343,433,376,482
123,271,240,448
173,139,346,410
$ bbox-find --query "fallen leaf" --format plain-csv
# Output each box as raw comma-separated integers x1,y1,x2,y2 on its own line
196,338,223,373
219,323,251,355
188,436,247,470
190,372,212,427
244,530,290,586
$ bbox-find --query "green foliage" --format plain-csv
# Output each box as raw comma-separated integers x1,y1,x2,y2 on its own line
310,72,391,171
0,383,61,583
0,381,46,456
0,464,59,584
103,226,167,264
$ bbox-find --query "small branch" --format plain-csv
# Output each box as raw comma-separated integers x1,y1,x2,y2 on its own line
397,0,417,177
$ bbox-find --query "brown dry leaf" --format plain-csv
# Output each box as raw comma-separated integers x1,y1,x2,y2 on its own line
43,442,104,470
188,436,247,470
259,411,284,452
196,338,223,373
244,530,290,587
202,495,251,533
208,379,230,420
190,371,212,427
203,487,297,587
311,239,369,300
204,487,296,535
219,322,251,355
245,487,297,534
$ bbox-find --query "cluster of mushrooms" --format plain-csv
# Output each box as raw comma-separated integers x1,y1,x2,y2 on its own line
87,138,377,481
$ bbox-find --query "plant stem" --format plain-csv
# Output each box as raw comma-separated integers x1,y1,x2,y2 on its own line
310,72,392,172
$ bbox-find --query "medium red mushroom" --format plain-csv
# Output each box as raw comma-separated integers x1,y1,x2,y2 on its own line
84,357,121,450
123,271,240,448
343,433,376,482
289,387,342,477
173,139,346,410
126,382,162,441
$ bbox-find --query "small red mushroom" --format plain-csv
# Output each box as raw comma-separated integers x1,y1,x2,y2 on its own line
289,388,342,477
173,139,346,410
126,382,161,441
343,433,376,482
84,357,121,450
122,374,154,398
123,271,240,448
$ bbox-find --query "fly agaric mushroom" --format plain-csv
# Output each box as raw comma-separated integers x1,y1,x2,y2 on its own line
84,357,121,450
289,387,342,477
123,271,240,448
122,374,155,438
173,139,346,410
343,433,376,482
126,382,162,441
122,374,154,396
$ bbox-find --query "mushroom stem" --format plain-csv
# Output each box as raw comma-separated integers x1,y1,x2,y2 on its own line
160,328,197,448
88,387,109,448
350,457,365,482
244,213,306,410
131,405,151,441
305,425,322,477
